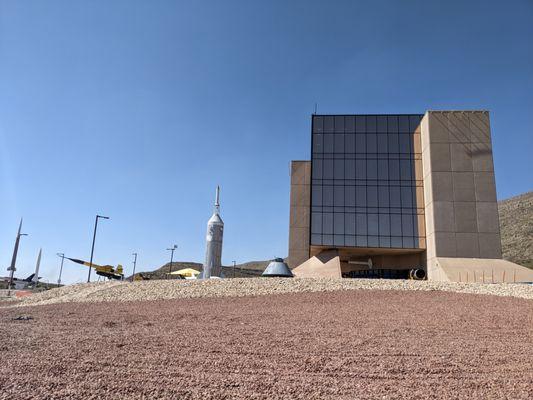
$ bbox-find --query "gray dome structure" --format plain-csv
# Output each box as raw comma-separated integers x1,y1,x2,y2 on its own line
262,258,294,278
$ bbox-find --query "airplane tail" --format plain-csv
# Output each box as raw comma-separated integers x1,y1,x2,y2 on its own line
25,273,35,282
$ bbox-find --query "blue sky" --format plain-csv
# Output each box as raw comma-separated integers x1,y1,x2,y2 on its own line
1,0,532,284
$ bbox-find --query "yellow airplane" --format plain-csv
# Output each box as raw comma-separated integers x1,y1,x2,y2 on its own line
67,257,124,280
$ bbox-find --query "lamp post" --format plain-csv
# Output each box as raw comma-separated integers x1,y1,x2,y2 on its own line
87,215,109,283
131,252,138,282
167,245,177,275
57,253,65,286
232,260,236,278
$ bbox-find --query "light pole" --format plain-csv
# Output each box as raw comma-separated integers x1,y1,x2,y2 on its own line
88,215,109,283
7,219,28,293
232,260,236,278
167,245,177,275
131,252,138,282
57,253,65,286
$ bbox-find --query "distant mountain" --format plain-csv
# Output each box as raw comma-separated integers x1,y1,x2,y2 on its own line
131,260,269,280
499,191,533,269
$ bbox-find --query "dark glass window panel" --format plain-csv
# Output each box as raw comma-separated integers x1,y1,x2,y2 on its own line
334,159,344,179
323,134,334,153
313,116,324,133
399,116,410,132
390,186,401,208
367,159,377,179
323,159,334,179
311,234,321,245
366,116,377,132
409,115,422,132
388,133,399,153
356,116,366,132
355,159,366,179
388,159,400,180
400,160,412,180
322,235,333,245
323,213,333,234
311,186,322,206
345,235,356,246
345,116,355,132
366,133,377,153
334,213,344,234
323,186,333,206
367,186,378,207
391,236,403,248
312,159,322,179
379,214,390,236
402,214,414,236
345,186,355,206
334,134,345,153
334,186,344,206
377,116,387,132
399,134,411,153
368,236,379,247
390,214,402,236
356,235,368,247
334,235,344,246
412,214,419,237
324,116,334,133
345,134,355,154
377,134,388,153
401,187,413,208
345,213,356,235
311,213,322,233
356,214,367,235
379,236,391,248
334,116,344,132
355,134,366,152
356,186,366,207
313,134,323,153
378,159,388,180
378,186,390,207
387,116,399,132
403,237,414,249
368,214,379,235
344,159,355,179
413,236,419,248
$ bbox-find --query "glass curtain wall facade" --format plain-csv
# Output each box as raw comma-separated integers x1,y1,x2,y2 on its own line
310,114,423,249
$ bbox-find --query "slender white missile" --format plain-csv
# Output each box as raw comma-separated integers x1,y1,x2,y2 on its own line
33,248,42,284
7,219,24,291
203,186,224,279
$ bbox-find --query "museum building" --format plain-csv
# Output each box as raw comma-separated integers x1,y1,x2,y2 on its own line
288,111,533,282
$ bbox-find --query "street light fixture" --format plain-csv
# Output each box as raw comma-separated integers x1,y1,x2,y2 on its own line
87,214,109,283
57,253,65,286
167,245,177,275
131,252,138,282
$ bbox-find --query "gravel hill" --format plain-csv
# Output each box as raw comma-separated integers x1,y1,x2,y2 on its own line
499,191,533,269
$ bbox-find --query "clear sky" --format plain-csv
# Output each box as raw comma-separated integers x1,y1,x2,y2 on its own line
1,0,532,284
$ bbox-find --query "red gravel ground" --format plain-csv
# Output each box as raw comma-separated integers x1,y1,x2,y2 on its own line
1,290,532,399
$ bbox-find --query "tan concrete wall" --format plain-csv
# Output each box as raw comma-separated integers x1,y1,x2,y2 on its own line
421,111,502,280
288,161,311,268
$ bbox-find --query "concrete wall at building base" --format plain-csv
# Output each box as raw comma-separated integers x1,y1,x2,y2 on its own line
428,257,533,283
292,250,342,278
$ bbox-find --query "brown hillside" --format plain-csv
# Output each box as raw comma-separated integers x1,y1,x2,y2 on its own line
499,191,533,269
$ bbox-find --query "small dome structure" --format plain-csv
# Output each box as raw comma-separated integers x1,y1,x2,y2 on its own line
262,258,294,278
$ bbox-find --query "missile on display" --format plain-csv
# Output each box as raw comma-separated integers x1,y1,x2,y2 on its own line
202,186,224,279
33,248,42,285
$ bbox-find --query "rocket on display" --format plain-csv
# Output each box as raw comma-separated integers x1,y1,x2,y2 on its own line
203,186,224,279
